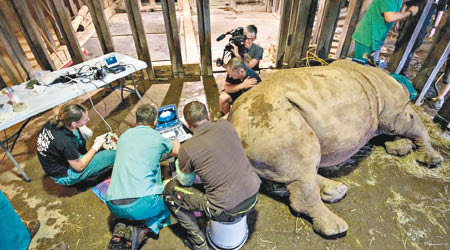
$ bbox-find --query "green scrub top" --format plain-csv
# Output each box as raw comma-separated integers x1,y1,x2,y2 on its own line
353,0,403,51
106,125,173,201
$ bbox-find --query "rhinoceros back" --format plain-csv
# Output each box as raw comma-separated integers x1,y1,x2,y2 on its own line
230,60,409,167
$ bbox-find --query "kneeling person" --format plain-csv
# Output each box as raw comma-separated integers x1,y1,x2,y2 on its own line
164,101,261,250
37,104,115,186
219,57,261,115
106,104,180,240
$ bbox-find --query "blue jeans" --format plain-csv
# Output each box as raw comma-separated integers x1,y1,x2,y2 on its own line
107,195,171,234
0,191,30,250
53,130,116,186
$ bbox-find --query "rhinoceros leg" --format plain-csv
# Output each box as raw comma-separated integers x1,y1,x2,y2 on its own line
317,175,348,203
385,105,442,166
287,179,348,236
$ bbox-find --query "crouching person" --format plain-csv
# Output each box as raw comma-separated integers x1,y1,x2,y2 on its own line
105,104,180,249
164,101,261,250
37,104,115,186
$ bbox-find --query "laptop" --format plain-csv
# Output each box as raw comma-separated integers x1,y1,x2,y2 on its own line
156,104,192,142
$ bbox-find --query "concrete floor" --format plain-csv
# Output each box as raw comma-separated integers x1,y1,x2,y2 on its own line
1,1,449,250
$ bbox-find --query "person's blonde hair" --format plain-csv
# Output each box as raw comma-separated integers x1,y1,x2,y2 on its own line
226,57,245,71
50,104,87,128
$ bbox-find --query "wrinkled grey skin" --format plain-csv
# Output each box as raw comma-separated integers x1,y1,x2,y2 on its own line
228,60,442,236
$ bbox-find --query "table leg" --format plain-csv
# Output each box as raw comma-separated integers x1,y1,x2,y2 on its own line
130,74,142,100
0,141,30,182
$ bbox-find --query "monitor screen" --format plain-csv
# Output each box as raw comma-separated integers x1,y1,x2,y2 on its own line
105,56,118,67
156,104,179,130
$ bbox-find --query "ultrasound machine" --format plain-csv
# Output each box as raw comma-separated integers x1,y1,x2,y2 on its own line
156,104,192,143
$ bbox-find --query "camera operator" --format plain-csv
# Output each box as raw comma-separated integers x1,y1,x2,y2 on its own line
219,57,261,115
230,25,264,71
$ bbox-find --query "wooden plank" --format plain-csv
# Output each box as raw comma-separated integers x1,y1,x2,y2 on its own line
124,0,156,80
161,0,184,78
161,78,184,106
51,0,85,64
413,11,450,95
283,0,299,65
182,0,200,65
276,0,292,68
312,0,326,44
8,0,55,70
74,0,84,9
0,74,6,88
196,0,213,76
335,0,363,58
0,9,33,78
67,0,78,17
27,0,56,48
0,48,24,84
41,0,66,46
315,0,344,59
272,0,280,13
300,0,317,60
287,0,316,67
202,76,221,120
86,0,115,54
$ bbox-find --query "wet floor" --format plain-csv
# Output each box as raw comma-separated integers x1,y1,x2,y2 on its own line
1,1,449,249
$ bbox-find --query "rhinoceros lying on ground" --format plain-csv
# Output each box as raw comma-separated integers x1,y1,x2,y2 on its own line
228,60,442,237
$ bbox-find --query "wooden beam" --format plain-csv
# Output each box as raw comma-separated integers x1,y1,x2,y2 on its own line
0,74,6,88
0,48,24,84
413,11,450,100
315,0,344,59
202,76,221,120
0,8,33,78
196,0,213,76
161,0,184,78
86,0,115,54
283,0,299,65
27,0,56,48
124,0,156,80
8,0,55,70
335,0,363,58
300,0,317,61
312,0,326,44
276,0,293,68
182,0,200,73
41,0,66,46
287,0,316,67
74,0,84,9
388,0,433,73
161,78,184,106
66,0,78,17
51,0,85,64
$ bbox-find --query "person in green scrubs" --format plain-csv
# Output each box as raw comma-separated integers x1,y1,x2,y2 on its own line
352,0,419,62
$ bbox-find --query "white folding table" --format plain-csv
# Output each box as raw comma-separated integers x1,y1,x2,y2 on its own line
0,52,147,181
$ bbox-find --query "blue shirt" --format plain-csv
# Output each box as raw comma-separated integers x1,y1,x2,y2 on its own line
106,125,173,201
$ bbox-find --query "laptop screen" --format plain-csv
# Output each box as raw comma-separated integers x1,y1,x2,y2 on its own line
156,104,180,130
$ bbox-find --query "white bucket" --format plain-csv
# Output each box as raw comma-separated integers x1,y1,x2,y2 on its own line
206,215,249,250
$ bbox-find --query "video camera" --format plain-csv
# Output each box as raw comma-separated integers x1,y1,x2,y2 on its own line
216,27,247,67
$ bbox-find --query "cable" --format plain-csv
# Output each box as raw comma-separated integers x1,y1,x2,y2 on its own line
299,47,329,67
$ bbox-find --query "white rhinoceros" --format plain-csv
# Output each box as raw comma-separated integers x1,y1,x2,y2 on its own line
228,60,442,237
